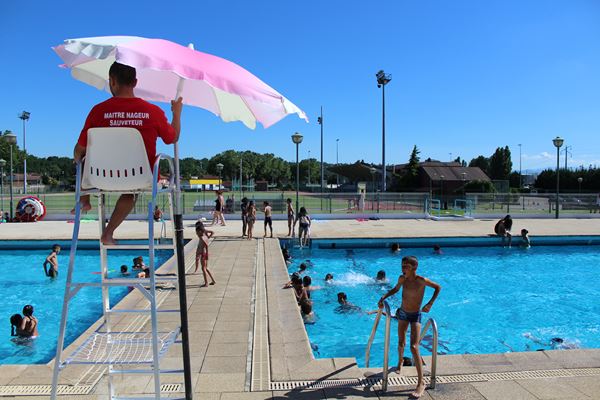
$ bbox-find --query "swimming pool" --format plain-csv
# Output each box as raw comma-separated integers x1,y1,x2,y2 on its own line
0,242,172,364
287,240,600,367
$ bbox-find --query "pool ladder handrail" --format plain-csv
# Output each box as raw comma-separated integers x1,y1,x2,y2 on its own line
364,301,439,391
418,317,439,389
364,300,392,391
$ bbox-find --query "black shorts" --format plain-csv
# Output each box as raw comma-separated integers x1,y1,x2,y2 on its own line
264,217,272,226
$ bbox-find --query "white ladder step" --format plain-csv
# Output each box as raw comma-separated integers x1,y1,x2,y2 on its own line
109,368,184,375
71,277,177,287
112,397,185,400
102,244,174,250
107,309,180,314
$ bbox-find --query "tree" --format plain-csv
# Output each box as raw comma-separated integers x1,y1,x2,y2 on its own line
393,145,421,191
469,155,490,175
454,156,467,167
488,146,512,180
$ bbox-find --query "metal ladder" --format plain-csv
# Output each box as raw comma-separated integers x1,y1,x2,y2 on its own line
50,156,185,400
365,301,439,392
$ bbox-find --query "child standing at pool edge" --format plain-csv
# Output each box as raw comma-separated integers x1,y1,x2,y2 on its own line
378,256,441,399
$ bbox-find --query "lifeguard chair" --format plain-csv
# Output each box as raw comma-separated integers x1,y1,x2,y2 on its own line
51,128,185,399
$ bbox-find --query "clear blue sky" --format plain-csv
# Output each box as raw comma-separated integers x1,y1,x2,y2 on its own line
1,1,599,172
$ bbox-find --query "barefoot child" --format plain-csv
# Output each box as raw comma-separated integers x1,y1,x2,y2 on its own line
378,256,441,398
194,221,216,286
263,201,273,238
43,244,61,278
246,201,256,240
286,198,295,237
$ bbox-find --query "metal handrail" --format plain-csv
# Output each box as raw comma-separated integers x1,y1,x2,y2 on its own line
364,300,392,391
418,318,439,389
366,306,439,392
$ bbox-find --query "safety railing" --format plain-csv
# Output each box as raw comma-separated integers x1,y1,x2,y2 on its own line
418,318,439,389
365,304,439,392
364,300,392,391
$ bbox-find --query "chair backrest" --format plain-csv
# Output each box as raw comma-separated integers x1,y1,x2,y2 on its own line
81,127,153,191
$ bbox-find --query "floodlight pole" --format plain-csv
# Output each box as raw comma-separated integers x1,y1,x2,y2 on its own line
376,70,391,192
553,136,564,219
292,133,304,214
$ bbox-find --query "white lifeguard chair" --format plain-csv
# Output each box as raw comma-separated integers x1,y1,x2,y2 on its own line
51,128,185,399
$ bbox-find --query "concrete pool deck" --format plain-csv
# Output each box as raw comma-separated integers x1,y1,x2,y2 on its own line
0,218,600,399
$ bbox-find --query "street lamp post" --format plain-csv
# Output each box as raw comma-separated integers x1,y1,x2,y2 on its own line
578,177,583,194
518,143,522,189
292,133,304,214
0,159,5,214
239,156,243,198
336,138,340,187
376,70,391,192
216,163,224,190
440,175,445,211
18,111,30,193
307,150,311,185
318,107,324,211
552,136,564,219
1,132,17,220
370,167,376,211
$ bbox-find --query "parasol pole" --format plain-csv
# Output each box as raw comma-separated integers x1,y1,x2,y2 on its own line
172,43,194,400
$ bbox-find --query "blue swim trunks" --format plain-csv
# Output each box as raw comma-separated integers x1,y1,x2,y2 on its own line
396,308,422,323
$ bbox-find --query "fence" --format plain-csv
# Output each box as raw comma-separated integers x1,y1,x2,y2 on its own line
1,191,598,219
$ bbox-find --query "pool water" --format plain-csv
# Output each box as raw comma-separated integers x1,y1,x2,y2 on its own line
0,246,172,364
288,244,600,367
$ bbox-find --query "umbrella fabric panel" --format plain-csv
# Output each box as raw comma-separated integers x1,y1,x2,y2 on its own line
53,36,308,129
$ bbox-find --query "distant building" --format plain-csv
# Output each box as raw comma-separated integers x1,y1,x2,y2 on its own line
395,161,490,193
9,173,43,186
183,176,223,191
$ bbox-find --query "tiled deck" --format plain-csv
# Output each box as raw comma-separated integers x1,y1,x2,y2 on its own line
0,218,599,399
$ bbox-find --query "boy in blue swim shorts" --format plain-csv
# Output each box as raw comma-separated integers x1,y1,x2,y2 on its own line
378,256,441,398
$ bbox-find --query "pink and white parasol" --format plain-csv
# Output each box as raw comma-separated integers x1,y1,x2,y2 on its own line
53,35,308,129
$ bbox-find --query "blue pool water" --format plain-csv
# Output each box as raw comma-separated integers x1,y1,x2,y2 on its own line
288,243,600,367
0,243,172,364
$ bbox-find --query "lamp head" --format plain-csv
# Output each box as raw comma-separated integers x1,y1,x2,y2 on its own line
216,163,224,172
370,167,376,175
0,159,5,168
376,69,392,86
2,131,17,145
552,136,564,148
291,132,303,144
18,111,31,121
578,177,583,183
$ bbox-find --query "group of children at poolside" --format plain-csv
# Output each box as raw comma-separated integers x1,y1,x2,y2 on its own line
211,196,312,246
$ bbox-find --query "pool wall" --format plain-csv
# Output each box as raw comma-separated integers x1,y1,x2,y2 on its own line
265,239,364,381
280,235,600,249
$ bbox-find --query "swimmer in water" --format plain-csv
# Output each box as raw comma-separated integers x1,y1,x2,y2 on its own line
43,244,61,278
20,305,38,338
10,314,23,337
520,229,531,248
